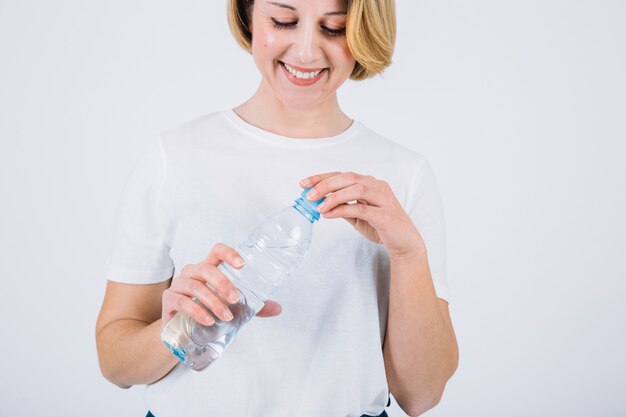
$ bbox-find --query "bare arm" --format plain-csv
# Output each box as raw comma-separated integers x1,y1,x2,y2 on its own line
96,244,283,388
383,249,459,416
95,279,179,388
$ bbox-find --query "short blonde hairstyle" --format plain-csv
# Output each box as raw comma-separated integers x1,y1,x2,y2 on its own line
227,0,396,80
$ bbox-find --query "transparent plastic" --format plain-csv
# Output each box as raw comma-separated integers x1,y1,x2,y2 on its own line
161,189,324,371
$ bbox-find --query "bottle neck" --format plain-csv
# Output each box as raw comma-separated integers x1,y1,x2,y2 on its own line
293,199,319,223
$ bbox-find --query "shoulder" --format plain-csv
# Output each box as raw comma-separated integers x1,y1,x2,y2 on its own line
159,111,226,146
354,122,430,171
152,110,245,164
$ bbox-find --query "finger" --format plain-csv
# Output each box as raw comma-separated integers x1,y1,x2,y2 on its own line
204,243,245,269
299,172,342,188
173,273,237,323
162,289,216,326
316,183,385,214
256,300,282,318
306,172,379,203
196,262,242,305
179,263,240,305
344,217,357,227
198,243,244,303
176,263,240,318
322,201,384,226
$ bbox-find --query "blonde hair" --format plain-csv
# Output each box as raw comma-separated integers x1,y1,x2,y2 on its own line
227,0,396,80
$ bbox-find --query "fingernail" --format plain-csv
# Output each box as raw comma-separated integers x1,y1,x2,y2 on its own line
229,289,239,303
234,256,244,267
223,310,233,321
300,179,310,186
204,315,214,326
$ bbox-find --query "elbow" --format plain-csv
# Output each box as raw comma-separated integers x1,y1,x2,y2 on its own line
100,366,133,389
402,376,453,417
406,393,442,417
394,385,444,417
96,337,133,389
97,356,133,389
404,347,459,416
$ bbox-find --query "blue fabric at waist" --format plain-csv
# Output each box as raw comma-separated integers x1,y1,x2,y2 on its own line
146,410,388,417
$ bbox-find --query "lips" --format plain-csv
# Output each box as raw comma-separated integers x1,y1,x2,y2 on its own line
278,61,329,86
279,61,328,74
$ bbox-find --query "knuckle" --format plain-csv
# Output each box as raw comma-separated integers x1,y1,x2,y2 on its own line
173,294,186,311
212,242,226,253
164,287,179,302
198,262,213,278
357,183,367,194
347,172,359,182
218,277,234,296
181,264,194,276
191,280,205,293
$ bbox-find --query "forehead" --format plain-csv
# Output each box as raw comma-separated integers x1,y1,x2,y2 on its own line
259,0,347,13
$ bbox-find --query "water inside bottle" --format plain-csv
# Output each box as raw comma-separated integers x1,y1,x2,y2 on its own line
162,206,314,370
170,289,259,371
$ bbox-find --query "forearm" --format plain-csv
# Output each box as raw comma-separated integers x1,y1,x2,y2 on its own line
96,318,179,388
383,248,457,414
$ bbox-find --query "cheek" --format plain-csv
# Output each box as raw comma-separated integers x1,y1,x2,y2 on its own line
251,26,281,57
261,31,277,48
330,41,356,71
340,41,356,65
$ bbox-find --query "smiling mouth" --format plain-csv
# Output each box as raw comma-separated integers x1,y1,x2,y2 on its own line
279,61,328,80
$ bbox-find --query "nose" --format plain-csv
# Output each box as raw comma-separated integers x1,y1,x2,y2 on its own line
294,21,323,65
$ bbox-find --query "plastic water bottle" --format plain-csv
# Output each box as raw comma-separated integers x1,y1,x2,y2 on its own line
161,187,326,371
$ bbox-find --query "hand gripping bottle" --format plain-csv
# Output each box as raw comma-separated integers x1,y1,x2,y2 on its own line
161,187,326,371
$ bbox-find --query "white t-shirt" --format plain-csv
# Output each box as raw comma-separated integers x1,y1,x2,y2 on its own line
106,109,450,417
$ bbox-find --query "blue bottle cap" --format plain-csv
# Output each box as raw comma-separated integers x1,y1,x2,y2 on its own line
302,187,326,207
294,187,326,222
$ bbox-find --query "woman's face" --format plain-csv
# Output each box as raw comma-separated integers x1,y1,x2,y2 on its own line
248,0,355,110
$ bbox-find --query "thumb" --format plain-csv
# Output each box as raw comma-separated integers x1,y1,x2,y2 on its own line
256,300,282,318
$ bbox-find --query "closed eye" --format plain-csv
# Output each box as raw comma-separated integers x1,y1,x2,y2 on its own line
271,18,297,28
270,18,346,37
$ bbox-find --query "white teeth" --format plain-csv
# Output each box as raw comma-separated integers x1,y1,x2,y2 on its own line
283,62,323,79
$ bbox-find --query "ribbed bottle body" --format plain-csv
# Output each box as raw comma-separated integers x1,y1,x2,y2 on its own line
161,206,313,371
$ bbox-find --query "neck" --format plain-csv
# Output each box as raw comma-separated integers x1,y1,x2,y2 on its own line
233,80,352,139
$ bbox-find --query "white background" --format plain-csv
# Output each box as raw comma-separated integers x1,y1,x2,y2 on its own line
1,0,625,416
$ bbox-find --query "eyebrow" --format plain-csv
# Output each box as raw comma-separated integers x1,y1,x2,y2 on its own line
268,2,347,16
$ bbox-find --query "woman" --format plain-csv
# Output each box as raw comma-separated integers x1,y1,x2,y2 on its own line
95,1,459,416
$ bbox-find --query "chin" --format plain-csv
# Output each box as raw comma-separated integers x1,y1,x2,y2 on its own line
278,91,328,110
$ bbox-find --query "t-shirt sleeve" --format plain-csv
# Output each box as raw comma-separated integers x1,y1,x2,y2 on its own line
407,157,451,303
105,135,175,284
